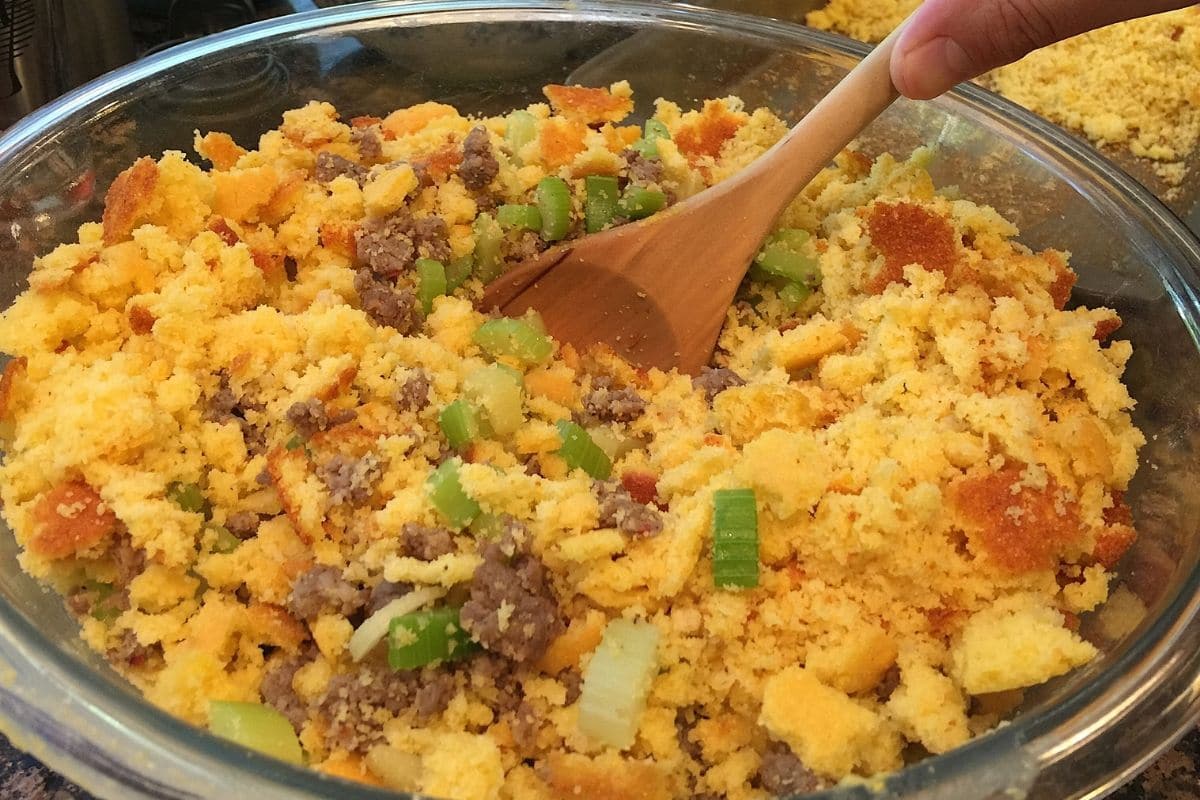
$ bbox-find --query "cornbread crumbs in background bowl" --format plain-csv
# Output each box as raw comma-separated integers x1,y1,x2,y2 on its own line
0,2,1198,800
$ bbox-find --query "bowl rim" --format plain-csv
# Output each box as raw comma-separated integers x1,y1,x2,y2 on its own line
0,2,1197,799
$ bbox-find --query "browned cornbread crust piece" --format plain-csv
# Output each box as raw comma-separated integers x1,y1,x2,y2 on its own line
0,83,1142,799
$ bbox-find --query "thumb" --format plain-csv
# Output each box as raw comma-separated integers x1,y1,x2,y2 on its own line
891,0,1196,100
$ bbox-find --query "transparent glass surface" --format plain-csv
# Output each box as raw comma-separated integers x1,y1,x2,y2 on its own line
0,2,1197,799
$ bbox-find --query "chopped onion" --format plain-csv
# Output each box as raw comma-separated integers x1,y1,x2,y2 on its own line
365,745,424,792
348,586,446,662
578,618,660,749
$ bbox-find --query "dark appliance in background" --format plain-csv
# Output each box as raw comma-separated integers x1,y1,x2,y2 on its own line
0,0,322,130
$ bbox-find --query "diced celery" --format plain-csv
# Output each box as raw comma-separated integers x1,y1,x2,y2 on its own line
712,488,759,589
505,110,538,163
585,175,620,233
463,364,525,436
209,701,304,764
415,258,447,316
208,524,241,554
85,581,121,623
754,228,821,287
535,176,572,242
284,435,304,451
496,204,543,232
618,186,667,220
388,607,478,670
631,118,671,159
427,459,480,529
578,618,660,749
779,282,813,311
167,481,209,517
473,213,505,283
556,420,612,480
348,586,447,662
439,400,480,450
468,511,508,539
445,255,474,292
473,317,554,365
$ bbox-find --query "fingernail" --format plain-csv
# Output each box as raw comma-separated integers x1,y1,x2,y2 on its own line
893,36,974,100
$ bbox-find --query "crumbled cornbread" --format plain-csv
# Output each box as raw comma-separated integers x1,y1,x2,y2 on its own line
807,3,1200,186
0,80,1142,799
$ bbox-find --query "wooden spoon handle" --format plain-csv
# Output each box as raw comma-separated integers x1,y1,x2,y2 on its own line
739,20,908,212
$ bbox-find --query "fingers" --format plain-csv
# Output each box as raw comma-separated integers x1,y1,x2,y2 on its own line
891,0,1196,99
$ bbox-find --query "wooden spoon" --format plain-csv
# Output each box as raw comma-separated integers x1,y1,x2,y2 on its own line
481,24,906,374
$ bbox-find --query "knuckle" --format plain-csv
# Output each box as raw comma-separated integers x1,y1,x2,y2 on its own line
990,0,1063,60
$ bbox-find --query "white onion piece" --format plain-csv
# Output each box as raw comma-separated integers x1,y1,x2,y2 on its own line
578,618,660,749
348,586,446,662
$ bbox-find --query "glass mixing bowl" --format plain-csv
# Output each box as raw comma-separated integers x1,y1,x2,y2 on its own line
0,2,1197,799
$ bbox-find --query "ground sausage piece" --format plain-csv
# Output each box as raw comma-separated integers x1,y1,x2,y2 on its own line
366,579,414,614
319,665,455,752
692,366,745,403
286,397,356,440
351,127,383,163
876,664,901,702
460,522,564,663
582,383,646,423
206,372,267,452
459,126,500,190
594,480,662,537
260,645,317,732
314,151,367,186
107,629,160,669
356,211,451,280
510,700,540,751
111,536,146,585
319,454,382,506
287,565,366,621
395,369,432,413
354,270,421,333
758,742,822,796
622,148,664,185
225,511,259,540
400,522,456,560
504,229,546,263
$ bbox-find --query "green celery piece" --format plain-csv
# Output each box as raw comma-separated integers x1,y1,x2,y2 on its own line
618,186,667,220
208,524,241,555
585,175,620,234
712,488,759,589
556,420,612,480
505,110,538,164
473,317,553,365
472,213,505,284
462,364,525,437
535,176,572,242
427,459,480,529
284,434,304,451
209,701,304,764
630,118,671,159
754,228,821,287
167,481,209,518
415,257,447,316
445,255,474,292
779,282,813,311
387,607,478,670
577,618,660,749
496,204,543,231
439,400,480,450
468,512,507,539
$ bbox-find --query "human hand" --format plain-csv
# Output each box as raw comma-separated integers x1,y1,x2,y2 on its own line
891,0,1196,99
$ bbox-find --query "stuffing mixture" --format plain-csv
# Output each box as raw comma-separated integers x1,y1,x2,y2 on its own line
0,81,1144,799
808,2,1200,193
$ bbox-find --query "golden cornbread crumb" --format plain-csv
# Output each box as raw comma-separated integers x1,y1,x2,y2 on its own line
0,83,1145,798
807,4,1200,185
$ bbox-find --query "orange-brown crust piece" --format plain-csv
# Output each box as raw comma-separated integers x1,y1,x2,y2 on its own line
128,305,157,335
0,356,27,421
195,132,247,171
1094,313,1123,342
865,202,957,294
1046,251,1076,309
950,465,1084,572
543,84,633,126
207,217,241,247
620,470,659,506
265,447,314,545
543,753,670,800
30,480,119,560
1092,490,1137,568
674,100,744,161
538,117,588,170
349,115,383,129
102,157,158,246
319,221,359,260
